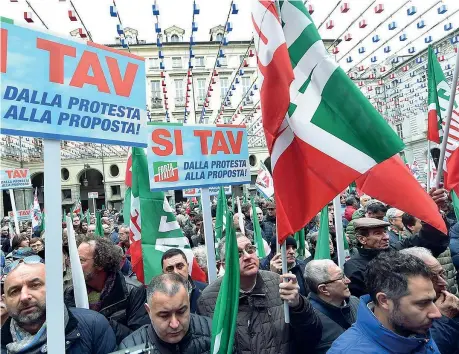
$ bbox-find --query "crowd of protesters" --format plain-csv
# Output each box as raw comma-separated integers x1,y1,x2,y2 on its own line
0,187,458,353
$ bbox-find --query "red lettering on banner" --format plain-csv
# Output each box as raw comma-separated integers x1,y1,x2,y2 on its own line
194,130,212,155
106,56,138,97
152,129,173,156
226,130,243,154
174,130,183,155
69,50,110,93
37,38,77,84
1,29,7,73
211,131,230,154
5,169,27,178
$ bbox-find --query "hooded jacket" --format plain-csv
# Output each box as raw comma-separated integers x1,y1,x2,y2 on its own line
328,295,441,354
197,270,322,354
118,313,213,354
1,307,117,354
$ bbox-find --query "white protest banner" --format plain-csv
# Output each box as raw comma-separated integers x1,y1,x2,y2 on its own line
0,168,32,190
8,209,32,222
255,161,274,199
88,192,99,199
1,18,147,353
183,185,231,197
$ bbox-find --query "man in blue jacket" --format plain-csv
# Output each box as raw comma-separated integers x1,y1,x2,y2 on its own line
1,259,116,354
329,250,442,354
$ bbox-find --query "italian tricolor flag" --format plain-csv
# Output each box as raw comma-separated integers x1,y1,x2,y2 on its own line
124,148,206,284
427,45,459,200
252,0,447,242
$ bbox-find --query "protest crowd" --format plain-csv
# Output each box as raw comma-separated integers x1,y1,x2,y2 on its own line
0,186,458,354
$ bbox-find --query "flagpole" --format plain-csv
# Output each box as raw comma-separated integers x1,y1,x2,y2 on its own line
426,141,431,191
201,187,217,282
435,49,459,188
333,196,346,268
9,189,20,236
280,241,291,324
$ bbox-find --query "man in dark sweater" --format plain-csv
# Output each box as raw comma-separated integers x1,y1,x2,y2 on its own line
305,259,359,354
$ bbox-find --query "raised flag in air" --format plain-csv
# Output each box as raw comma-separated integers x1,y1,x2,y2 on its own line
427,45,459,195
251,0,434,242
255,161,274,199
124,148,206,284
314,206,331,260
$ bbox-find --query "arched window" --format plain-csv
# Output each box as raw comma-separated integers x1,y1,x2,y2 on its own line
215,33,223,42
171,34,179,42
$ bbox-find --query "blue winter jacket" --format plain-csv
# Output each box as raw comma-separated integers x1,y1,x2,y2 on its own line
327,295,441,354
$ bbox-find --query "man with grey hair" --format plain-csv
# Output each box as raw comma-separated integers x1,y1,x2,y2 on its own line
118,273,213,353
386,208,406,247
400,247,459,354
305,260,359,354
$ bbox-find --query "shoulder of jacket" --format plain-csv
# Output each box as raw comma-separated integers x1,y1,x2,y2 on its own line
120,324,151,344
189,314,212,336
122,273,144,291
329,328,378,353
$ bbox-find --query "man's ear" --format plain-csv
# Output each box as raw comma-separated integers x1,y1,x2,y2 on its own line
375,292,391,311
317,284,329,297
356,235,367,245
144,302,151,315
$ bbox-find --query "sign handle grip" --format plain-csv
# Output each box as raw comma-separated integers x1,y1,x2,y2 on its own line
201,187,217,283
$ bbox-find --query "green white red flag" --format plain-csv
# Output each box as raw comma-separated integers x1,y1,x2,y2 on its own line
252,0,447,242
427,45,459,195
124,148,206,284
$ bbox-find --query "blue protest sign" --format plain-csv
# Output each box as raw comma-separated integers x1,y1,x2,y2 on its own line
1,20,147,147
147,124,250,191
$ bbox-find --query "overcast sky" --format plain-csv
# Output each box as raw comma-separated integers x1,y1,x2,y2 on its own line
1,1,458,71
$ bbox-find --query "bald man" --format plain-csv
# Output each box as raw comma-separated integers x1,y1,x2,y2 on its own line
1,259,116,354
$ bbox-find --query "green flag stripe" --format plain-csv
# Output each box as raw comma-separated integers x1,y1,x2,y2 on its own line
309,67,404,162
283,22,321,70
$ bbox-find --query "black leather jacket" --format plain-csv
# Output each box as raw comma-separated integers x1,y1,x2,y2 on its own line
118,313,213,354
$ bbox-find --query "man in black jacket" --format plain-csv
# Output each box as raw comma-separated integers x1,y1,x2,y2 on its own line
260,201,276,244
2,261,116,354
304,259,359,354
118,273,213,353
198,234,322,354
64,236,149,344
161,248,206,313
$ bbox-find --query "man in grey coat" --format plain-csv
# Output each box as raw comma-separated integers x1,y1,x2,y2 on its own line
197,234,322,354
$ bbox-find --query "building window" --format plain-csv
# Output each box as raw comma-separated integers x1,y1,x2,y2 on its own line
61,168,69,181
171,34,179,42
110,165,119,177
62,189,72,200
148,58,159,70
249,155,257,167
239,55,245,64
220,77,229,98
219,56,227,66
151,81,162,108
111,185,121,196
197,79,206,103
175,80,185,105
216,33,223,42
396,123,403,139
195,56,205,67
172,57,182,69
242,77,251,95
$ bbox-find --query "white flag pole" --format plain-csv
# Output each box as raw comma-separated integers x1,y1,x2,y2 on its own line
427,141,431,191
236,196,245,235
435,49,459,188
43,139,65,353
280,241,291,324
66,216,89,309
333,195,346,269
8,189,20,236
201,187,217,283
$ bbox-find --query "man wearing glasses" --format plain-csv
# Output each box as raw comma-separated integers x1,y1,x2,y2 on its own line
198,234,322,354
1,256,117,353
304,259,359,354
401,247,459,354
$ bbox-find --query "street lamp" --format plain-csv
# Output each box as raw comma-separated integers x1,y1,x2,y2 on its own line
83,164,90,187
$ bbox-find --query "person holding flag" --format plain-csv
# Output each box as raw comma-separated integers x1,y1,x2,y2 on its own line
197,230,322,353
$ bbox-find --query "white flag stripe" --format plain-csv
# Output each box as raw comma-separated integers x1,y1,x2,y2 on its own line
281,1,312,46
272,117,294,170
252,0,285,67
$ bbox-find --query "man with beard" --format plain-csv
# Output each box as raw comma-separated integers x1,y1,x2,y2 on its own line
328,250,442,353
118,273,213,352
198,234,322,353
401,247,459,354
64,236,150,344
1,257,116,354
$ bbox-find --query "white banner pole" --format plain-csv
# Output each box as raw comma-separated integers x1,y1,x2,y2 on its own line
427,141,431,191
92,197,96,213
9,189,20,236
201,187,217,282
435,49,459,188
280,241,291,324
43,139,65,353
333,195,346,269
